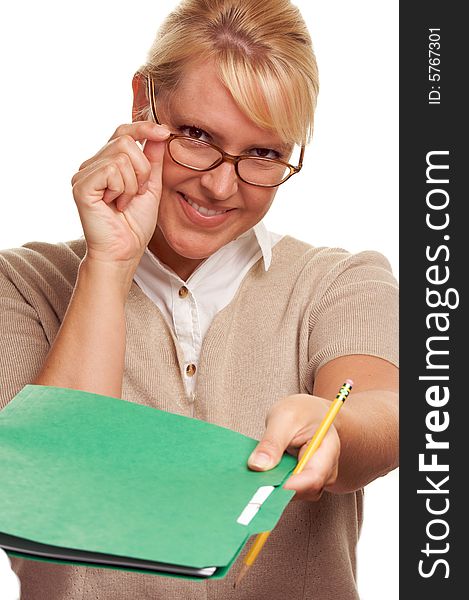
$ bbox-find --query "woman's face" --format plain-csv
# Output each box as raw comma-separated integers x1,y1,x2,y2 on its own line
142,61,291,279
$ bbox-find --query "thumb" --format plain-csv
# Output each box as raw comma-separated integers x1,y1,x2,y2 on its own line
248,412,292,471
144,140,166,196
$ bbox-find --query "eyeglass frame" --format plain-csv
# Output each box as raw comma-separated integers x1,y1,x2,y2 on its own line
146,75,305,188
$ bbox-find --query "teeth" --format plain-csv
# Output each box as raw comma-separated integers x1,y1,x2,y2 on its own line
183,194,228,216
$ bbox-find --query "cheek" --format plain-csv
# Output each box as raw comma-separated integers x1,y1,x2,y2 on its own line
250,189,276,217
162,162,178,188
161,153,192,190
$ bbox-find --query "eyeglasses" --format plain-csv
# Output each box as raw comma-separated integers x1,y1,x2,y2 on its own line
146,76,304,188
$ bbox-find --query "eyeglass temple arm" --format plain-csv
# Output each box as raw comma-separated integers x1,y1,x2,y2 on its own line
147,76,161,124
296,145,305,172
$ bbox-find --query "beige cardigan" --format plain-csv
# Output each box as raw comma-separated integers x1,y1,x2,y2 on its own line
0,236,398,600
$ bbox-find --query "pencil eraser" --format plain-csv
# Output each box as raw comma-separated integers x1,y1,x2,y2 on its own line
345,379,354,387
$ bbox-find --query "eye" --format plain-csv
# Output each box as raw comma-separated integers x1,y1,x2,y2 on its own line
179,125,211,142
248,147,281,160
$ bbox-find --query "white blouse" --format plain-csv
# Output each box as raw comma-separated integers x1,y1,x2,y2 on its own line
133,222,283,397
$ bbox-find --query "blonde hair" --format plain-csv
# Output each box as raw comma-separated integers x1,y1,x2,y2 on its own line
139,0,319,145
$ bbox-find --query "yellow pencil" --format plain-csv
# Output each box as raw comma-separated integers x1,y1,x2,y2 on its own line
234,379,354,589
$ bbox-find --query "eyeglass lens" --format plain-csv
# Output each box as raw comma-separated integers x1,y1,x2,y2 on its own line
169,138,289,186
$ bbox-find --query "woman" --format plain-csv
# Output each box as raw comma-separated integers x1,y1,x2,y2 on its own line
0,0,398,598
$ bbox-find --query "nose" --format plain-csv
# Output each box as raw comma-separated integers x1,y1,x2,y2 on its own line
199,161,238,200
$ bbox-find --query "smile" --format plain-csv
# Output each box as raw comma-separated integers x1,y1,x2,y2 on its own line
180,193,231,217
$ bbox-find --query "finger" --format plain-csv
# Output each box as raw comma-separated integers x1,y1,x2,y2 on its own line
96,163,127,206
293,486,325,503
78,122,170,174
141,137,167,197
79,137,151,195
284,471,327,501
103,153,139,210
75,151,141,210
283,451,336,501
248,407,299,471
284,435,339,492
110,121,171,144
73,160,125,208
92,136,151,194
107,159,139,211
283,462,338,494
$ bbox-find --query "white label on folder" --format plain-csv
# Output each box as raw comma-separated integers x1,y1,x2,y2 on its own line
236,485,275,526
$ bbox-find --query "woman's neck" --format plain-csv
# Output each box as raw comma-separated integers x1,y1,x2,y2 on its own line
148,227,206,281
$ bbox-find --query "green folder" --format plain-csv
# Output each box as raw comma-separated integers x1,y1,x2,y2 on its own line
0,385,296,579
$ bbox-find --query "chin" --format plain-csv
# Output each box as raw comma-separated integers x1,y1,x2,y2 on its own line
163,227,224,260
173,244,213,261
176,241,223,260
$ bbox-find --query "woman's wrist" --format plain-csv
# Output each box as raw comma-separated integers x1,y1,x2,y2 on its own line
33,253,134,396
78,252,141,302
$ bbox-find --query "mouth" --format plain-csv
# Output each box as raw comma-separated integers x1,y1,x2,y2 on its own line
179,193,233,216
177,192,235,228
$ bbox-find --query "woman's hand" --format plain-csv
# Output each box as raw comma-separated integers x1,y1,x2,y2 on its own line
248,394,340,502
71,121,170,265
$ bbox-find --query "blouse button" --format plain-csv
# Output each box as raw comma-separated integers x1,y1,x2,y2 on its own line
178,286,189,298
186,364,197,377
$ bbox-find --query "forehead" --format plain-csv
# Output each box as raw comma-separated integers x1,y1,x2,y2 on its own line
160,60,288,149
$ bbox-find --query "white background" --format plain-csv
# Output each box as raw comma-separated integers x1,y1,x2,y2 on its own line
0,1,398,598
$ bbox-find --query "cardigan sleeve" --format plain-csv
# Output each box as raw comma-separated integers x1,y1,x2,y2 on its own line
0,268,51,409
0,242,84,410
306,250,399,383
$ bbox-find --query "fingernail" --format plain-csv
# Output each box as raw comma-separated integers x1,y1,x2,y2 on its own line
249,452,272,469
